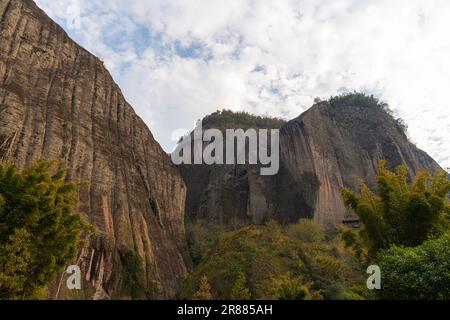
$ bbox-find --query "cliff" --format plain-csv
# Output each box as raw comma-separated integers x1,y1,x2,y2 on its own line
277,101,441,227
0,0,191,299
179,113,285,226
180,103,441,228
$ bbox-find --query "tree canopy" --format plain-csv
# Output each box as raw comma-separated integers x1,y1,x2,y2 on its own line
341,162,450,300
328,92,408,133
202,110,286,129
342,161,450,256
0,161,93,299
377,234,450,300
181,220,363,300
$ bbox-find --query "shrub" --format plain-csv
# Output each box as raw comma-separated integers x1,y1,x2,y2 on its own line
285,219,325,243
269,273,321,300
329,92,385,109
119,249,157,300
342,161,450,256
202,110,286,129
230,272,251,300
0,161,93,299
185,220,228,267
181,220,363,300
328,92,408,133
377,234,450,300
193,275,213,300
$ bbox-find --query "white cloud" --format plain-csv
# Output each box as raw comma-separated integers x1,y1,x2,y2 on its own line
35,0,450,169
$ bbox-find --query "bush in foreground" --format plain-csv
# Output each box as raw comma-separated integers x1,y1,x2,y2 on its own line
0,161,93,299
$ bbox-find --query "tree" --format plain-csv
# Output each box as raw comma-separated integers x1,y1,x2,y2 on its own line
342,161,450,256
285,219,325,243
377,234,450,300
268,273,321,300
230,272,251,300
0,161,93,299
328,92,408,134
193,275,213,300
0,228,32,298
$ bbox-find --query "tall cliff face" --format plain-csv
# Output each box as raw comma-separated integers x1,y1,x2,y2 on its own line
179,124,279,227
277,102,441,227
181,103,441,229
179,114,286,227
0,0,191,299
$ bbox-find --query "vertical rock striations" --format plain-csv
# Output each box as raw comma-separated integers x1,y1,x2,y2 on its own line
278,102,441,228
0,0,191,299
181,103,441,229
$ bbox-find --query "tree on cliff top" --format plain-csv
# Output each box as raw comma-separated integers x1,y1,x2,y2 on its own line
0,161,93,299
328,92,408,133
202,109,286,129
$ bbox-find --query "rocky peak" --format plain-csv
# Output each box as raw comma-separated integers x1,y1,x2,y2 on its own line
0,0,191,299
180,101,441,228
278,100,440,227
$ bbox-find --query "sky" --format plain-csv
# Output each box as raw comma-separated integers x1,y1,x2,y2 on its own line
35,0,450,169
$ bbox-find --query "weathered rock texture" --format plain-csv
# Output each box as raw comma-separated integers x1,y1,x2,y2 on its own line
277,102,441,227
0,0,191,299
179,123,281,227
181,103,441,229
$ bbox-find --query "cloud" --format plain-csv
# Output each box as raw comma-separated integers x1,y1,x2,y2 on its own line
35,0,450,168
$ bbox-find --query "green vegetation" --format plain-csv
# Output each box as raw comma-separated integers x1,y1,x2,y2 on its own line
328,92,408,133
181,220,364,300
184,162,450,301
119,249,157,300
2,157,447,300
378,234,450,300
342,161,450,300
185,220,229,267
230,272,251,300
285,218,325,243
342,161,450,257
329,92,387,109
266,273,321,300
193,275,213,300
202,110,286,129
0,161,93,299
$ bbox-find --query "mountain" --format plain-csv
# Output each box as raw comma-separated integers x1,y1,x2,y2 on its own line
180,101,442,229
0,0,191,299
179,111,286,227
277,100,441,227
1,0,444,301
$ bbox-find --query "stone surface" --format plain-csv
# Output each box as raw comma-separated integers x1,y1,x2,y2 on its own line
277,102,441,227
0,0,191,299
179,123,281,227
181,103,442,228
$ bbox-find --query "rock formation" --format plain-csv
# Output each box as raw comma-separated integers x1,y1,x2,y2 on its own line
181,103,441,228
0,0,191,299
277,101,441,227
179,117,285,227
1,0,444,300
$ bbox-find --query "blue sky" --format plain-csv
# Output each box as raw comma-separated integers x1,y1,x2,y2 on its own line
35,0,450,169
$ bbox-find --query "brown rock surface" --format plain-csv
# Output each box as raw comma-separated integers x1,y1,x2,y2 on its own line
179,122,282,227
0,0,191,299
277,102,441,227
181,103,441,228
